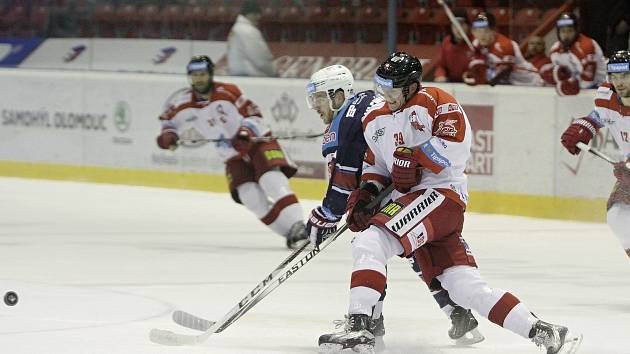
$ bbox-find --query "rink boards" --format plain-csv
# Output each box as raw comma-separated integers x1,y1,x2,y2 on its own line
0,68,619,221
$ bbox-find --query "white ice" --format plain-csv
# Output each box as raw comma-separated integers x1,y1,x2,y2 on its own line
0,177,628,354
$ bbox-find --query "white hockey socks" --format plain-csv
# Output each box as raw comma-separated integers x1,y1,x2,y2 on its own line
607,203,630,257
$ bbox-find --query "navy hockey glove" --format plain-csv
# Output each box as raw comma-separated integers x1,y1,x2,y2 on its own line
306,207,341,246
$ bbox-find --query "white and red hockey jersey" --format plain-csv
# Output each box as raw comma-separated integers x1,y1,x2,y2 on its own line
587,83,630,160
470,32,541,86
159,82,270,162
361,87,471,207
549,34,607,89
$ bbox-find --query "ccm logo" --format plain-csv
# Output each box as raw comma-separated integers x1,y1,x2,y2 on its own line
394,157,411,168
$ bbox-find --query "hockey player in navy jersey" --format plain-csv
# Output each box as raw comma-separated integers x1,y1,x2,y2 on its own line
304,65,484,349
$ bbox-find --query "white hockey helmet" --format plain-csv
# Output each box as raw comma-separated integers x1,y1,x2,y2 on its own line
306,65,355,111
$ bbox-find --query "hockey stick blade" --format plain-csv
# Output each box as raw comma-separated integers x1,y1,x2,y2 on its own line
172,310,214,331
179,132,323,145
149,185,394,346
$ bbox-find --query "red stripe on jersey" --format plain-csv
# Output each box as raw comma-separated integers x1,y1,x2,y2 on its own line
160,101,205,120
332,169,358,191
436,188,466,209
596,96,630,116
362,106,390,131
488,292,521,327
260,194,299,225
350,269,387,293
364,147,375,165
361,173,389,186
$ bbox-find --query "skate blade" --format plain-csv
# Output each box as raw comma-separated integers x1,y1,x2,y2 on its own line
558,332,583,354
352,344,375,354
454,328,485,346
318,343,343,354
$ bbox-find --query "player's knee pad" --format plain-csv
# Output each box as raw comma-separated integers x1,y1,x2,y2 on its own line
607,203,630,250
352,226,403,273
258,169,294,201
437,266,494,313
236,182,271,218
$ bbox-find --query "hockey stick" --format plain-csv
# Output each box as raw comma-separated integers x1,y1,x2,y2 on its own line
149,184,395,346
437,0,474,50
576,142,617,164
178,132,324,145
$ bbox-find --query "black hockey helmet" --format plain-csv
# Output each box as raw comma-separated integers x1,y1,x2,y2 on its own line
607,50,630,74
471,12,496,29
187,55,214,74
556,13,579,48
374,51,422,100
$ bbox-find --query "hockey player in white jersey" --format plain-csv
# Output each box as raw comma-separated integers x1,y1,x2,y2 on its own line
318,52,582,354
306,65,483,347
156,55,308,249
561,50,630,258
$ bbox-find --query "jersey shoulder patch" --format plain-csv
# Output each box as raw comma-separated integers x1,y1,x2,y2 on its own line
212,82,241,103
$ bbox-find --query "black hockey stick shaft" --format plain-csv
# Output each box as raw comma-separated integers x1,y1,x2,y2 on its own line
213,184,395,333
150,185,394,345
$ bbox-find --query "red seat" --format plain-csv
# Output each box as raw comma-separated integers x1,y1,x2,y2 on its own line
138,4,160,38
183,5,206,40
93,3,116,37
400,7,432,44
330,6,356,43
490,7,511,35
30,5,50,36
357,5,386,43
278,6,306,42
114,4,138,38
513,7,541,41
161,4,183,39
304,6,332,42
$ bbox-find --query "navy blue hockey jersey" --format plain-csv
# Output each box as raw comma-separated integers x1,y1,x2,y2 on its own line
320,90,378,218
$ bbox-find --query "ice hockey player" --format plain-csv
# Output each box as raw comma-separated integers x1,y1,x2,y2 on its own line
318,52,582,354
463,12,541,86
305,65,484,348
545,13,606,96
561,49,630,258
156,55,308,249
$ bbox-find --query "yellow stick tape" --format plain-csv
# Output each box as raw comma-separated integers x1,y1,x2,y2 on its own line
0,160,606,222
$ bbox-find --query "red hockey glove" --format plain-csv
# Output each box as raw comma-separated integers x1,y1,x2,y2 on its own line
231,127,255,155
156,130,179,150
560,118,597,155
391,147,422,193
613,161,630,183
553,65,572,82
556,77,580,96
346,183,379,232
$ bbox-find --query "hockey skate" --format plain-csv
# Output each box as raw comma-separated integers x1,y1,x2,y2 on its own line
318,314,375,354
449,306,485,345
369,315,385,352
286,221,309,249
530,320,583,354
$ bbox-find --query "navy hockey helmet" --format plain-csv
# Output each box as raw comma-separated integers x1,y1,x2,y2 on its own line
187,55,214,75
374,51,422,101
607,50,630,74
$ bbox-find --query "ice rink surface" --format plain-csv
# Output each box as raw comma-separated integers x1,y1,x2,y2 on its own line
0,177,628,354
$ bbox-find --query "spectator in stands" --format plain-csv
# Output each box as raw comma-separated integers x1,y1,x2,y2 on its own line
524,36,553,86
463,12,541,86
545,13,606,96
227,0,277,77
433,9,473,83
